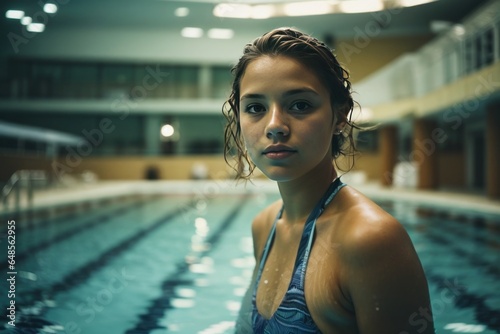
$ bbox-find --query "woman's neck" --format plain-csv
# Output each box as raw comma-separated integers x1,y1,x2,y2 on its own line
277,159,338,225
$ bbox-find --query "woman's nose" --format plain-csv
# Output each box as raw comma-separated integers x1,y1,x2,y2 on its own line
265,106,289,139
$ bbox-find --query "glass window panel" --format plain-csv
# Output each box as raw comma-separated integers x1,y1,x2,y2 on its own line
484,28,494,66
212,66,232,99
173,65,199,99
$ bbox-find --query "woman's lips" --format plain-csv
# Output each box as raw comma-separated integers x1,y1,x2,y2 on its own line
264,151,296,159
262,145,297,159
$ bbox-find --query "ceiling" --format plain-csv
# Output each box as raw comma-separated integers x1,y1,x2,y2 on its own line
0,0,492,41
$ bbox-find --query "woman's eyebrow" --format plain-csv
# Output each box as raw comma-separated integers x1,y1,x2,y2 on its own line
240,93,264,101
282,88,319,97
240,88,319,101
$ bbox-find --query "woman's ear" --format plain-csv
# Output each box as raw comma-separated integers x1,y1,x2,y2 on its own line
334,121,346,135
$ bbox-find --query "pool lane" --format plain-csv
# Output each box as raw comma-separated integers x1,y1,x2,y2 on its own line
0,196,196,333
0,196,152,272
159,192,276,334
1,192,498,334
388,202,500,333
124,195,249,334
38,195,249,334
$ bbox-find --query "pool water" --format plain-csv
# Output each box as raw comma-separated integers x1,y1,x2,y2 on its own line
0,191,499,334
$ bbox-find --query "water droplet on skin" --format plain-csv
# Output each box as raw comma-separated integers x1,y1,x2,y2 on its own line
264,280,268,284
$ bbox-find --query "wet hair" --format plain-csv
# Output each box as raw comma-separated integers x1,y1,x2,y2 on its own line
223,27,358,179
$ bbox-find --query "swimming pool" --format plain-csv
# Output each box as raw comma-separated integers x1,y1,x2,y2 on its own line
1,184,499,334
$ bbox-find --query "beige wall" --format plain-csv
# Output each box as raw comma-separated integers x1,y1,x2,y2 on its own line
1,154,232,181
337,151,381,181
438,152,466,189
2,152,383,182
1,155,54,181
68,155,232,180
336,35,433,83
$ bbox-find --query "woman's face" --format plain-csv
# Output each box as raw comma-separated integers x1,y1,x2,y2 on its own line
238,55,336,182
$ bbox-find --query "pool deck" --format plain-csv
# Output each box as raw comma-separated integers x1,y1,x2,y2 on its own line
1,179,500,216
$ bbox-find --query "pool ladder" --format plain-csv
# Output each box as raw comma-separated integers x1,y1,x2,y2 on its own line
1,170,47,212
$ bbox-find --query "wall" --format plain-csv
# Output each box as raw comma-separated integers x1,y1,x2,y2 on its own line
2,151,384,182
10,26,433,83
0,154,232,181
337,151,381,181
0,154,54,181
13,27,256,66
335,35,432,83
438,152,466,189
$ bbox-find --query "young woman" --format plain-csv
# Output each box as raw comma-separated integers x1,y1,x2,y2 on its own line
223,27,434,334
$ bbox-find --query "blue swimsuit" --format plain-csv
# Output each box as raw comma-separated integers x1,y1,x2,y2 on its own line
251,178,346,334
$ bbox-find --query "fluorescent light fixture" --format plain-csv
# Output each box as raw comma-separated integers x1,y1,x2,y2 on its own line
251,5,275,19
339,0,384,13
6,10,25,19
175,7,189,17
208,28,234,39
43,3,58,14
398,0,436,7
284,1,333,16
21,16,32,25
213,3,252,18
181,27,203,38
27,23,45,33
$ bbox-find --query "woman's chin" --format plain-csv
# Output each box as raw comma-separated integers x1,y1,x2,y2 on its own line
259,169,297,183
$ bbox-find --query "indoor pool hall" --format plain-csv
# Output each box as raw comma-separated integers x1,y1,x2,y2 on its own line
1,0,500,333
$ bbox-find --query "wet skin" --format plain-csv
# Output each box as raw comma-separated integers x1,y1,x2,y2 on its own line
236,55,434,333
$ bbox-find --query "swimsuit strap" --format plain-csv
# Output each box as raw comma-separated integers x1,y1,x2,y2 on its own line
254,177,345,295
255,206,283,279
296,177,346,288
251,178,346,333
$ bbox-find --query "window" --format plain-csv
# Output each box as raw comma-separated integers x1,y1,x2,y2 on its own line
356,129,378,152
484,28,494,66
464,38,474,75
212,66,232,99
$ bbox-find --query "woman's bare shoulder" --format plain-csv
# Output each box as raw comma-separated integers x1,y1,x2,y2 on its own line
335,186,414,261
333,186,433,332
251,199,282,260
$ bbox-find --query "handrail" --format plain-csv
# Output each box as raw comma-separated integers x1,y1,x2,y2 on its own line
1,170,47,211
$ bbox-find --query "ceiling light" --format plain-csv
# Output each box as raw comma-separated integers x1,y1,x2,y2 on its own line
175,7,189,17
251,5,275,19
6,10,25,19
398,0,436,7
27,23,45,33
161,124,175,137
338,0,384,13
452,24,465,36
21,16,32,25
213,3,252,18
181,27,203,38
208,28,234,39
430,20,451,33
43,3,58,14
284,1,333,16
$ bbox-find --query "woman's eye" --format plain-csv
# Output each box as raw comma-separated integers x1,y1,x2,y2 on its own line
245,104,265,114
290,101,311,111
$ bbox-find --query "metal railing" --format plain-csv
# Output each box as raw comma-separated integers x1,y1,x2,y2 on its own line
1,170,47,211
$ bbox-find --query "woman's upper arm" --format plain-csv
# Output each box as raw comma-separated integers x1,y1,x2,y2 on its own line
235,209,271,334
344,216,435,334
